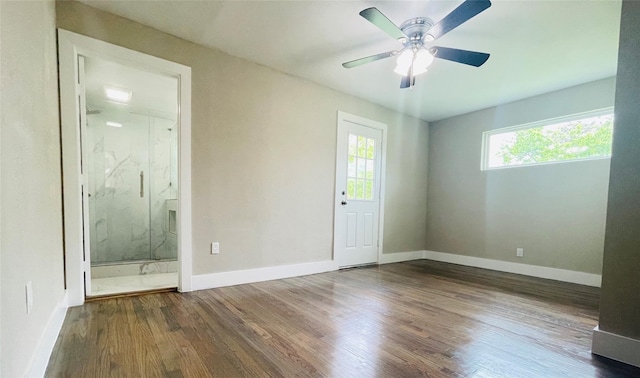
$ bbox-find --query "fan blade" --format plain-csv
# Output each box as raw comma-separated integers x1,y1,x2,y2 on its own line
342,51,397,69
426,0,491,41
400,61,416,89
430,46,490,67
359,7,407,41
400,75,411,88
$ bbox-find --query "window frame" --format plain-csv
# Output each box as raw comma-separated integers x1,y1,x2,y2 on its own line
346,133,377,201
480,107,614,171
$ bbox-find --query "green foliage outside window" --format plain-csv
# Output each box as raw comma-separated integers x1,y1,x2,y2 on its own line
497,114,613,166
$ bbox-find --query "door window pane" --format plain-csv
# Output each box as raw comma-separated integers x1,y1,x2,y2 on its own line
347,155,356,177
347,178,355,200
365,180,373,200
366,138,375,159
366,159,374,180
346,132,377,201
348,134,357,156
358,136,366,158
357,158,365,179
356,179,365,199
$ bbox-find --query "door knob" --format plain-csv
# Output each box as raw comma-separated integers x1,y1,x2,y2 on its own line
341,201,347,206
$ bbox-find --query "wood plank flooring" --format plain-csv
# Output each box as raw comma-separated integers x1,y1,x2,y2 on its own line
46,260,640,377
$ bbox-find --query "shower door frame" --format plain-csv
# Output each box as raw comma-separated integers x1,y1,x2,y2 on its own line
58,29,193,306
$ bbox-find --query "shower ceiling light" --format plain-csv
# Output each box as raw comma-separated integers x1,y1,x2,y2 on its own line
106,121,122,128
104,86,132,103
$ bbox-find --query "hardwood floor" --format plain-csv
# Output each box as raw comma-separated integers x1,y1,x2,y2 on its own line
46,260,640,377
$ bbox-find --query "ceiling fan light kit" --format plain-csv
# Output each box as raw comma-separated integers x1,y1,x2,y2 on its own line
343,0,492,89
394,48,434,76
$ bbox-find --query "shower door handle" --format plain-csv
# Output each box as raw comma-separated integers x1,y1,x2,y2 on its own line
140,171,144,198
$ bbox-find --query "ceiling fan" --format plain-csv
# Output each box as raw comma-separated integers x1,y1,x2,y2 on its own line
342,0,492,89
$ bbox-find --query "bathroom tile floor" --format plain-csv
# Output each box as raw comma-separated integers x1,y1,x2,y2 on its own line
89,272,178,297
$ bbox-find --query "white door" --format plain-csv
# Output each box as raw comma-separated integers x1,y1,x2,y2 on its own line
334,112,386,268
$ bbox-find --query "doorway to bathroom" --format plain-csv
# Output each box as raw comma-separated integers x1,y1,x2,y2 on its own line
58,30,193,305
83,56,179,297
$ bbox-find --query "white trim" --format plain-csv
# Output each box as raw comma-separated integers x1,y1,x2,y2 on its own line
193,251,423,291
333,111,388,267
481,106,614,171
25,291,69,378
192,250,600,292
379,251,425,264
192,261,336,291
592,326,640,368
58,30,85,307
77,55,92,295
378,122,388,264
57,29,193,306
177,52,193,293
423,250,602,287
482,155,611,172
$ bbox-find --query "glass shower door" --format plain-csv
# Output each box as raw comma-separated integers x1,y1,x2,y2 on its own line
87,111,152,264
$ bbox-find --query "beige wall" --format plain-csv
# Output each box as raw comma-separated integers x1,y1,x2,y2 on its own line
0,0,65,376
426,77,615,274
598,0,640,339
1,3,3,372
56,1,429,275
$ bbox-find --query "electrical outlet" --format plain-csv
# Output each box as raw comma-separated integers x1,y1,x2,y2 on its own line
516,248,524,257
26,281,33,314
211,242,220,255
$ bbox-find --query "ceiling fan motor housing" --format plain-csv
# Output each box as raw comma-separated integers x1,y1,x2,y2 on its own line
399,17,435,45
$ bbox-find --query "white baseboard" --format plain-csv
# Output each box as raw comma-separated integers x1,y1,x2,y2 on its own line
379,251,425,264
191,251,427,291
192,260,336,291
194,250,601,291
423,250,602,287
592,326,640,368
25,291,69,378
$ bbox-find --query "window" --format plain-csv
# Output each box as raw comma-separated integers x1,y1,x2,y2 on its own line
482,108,614,170
346,134,375,200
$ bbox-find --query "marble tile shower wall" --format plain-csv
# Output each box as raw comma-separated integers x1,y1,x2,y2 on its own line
150,117,178,260
87,112,177,264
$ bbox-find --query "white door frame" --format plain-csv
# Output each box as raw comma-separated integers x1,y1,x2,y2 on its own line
333,111,388,267
58,29,193,306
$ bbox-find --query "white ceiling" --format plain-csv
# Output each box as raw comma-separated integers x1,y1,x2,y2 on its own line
79,0,621,122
